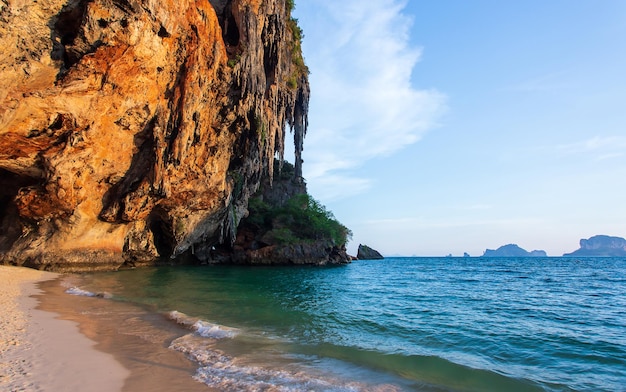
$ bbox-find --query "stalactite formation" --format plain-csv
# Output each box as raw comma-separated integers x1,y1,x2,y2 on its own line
0,0,311,271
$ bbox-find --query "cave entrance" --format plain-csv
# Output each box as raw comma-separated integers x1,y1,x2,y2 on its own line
148,208,175,258
0,169,38,252
207,0,231,22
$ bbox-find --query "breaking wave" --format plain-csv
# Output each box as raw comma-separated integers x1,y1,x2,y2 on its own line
65,286,111,298
169,336,399,392
166,311,400,391
167,310,239,339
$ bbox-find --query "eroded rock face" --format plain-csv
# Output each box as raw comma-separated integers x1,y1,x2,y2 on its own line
0,0,309,271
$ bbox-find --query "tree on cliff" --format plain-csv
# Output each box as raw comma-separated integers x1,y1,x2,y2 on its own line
247,193,352,248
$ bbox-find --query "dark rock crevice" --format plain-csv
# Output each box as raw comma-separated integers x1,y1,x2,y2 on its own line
50,0,95,71
148,207,175,258
100,115,157,223
0,170,39,252
223,11,240,47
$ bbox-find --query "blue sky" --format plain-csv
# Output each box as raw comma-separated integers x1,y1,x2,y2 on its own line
291,0,626,256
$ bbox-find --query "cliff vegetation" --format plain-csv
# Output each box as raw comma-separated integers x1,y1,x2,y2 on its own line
214,161,351,265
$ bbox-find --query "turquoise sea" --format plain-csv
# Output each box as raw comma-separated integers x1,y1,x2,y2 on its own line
71,257,626,391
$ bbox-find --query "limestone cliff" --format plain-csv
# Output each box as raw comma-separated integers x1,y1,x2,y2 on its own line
0,0,310,271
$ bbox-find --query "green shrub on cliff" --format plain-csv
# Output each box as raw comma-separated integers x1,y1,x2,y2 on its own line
286,0,309,80
246,193,352,247
288,18,308,76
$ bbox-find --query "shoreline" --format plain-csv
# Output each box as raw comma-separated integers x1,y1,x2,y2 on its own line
1,265,213,391
0,265,129,391
36,273,213,392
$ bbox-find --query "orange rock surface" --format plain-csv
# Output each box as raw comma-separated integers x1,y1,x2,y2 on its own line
0,0,309,271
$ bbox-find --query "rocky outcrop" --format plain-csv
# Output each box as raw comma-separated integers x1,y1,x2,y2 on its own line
212,163,350,265
564,235,626,257
357,244,384,260
0,0,309,271
482,244,547,257
225,240,349,266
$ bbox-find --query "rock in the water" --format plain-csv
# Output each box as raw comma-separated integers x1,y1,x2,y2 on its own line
0,0,310,271
357,244,384,260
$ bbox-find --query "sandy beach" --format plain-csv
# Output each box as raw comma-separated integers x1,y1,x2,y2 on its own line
1,265,214,392
0,265,129,392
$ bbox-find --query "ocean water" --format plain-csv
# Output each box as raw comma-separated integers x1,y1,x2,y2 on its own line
70,257,626,391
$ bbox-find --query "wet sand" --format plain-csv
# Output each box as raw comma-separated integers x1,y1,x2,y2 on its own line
0,265,128,391
37,275,213,392
0,266,212,392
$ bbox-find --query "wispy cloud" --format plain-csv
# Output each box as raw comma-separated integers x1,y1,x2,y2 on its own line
556,136,626,160
597,152,624,161
457,204,492,211
295,0,446,200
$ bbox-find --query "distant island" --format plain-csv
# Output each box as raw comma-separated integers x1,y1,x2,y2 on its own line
563,235,626,257
483,244,547,257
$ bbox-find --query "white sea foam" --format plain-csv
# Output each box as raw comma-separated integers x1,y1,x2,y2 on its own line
166,312,401,390
167,311,239,339
169,335,368,392
65,287,101,297
64,286,112,298
193,320,239,339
